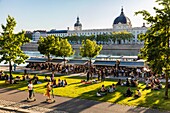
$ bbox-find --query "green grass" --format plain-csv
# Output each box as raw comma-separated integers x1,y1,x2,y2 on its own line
1,73,170,111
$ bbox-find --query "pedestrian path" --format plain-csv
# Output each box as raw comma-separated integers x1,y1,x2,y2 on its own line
0,88,170,113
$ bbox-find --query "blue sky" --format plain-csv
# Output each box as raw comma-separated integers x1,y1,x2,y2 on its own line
0,0,159,33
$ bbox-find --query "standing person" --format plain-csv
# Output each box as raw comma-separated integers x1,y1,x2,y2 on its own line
45,82,52,99
50,72,55,82
13,63,17,71
28,80,33,99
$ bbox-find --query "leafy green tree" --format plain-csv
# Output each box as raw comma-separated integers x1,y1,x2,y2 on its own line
111,31,134,44
135,0,170,98
37,35,56,61
52,38,75,67
25,32,32,40
80,39,103,74
0,16,30,84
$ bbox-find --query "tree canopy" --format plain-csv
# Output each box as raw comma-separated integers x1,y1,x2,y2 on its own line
135,0,170,98
52,38,75,58
80,39,103,59
64,31,133,44
37,35,56,61
0,15,30,83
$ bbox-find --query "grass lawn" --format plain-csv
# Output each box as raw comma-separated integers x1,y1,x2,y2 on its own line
1,73,170,111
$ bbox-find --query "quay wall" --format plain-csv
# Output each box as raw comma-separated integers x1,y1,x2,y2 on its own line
21,42,143,51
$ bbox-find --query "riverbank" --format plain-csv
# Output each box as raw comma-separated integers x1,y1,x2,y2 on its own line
21,42,144,51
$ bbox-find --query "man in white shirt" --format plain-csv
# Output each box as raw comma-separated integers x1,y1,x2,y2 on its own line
28,80,33,99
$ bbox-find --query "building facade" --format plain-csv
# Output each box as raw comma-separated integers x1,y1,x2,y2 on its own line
32,7,148,44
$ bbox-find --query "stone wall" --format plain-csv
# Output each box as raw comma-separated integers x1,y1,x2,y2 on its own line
21,42,143,51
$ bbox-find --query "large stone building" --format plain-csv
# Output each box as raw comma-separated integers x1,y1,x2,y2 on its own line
32,7,148,44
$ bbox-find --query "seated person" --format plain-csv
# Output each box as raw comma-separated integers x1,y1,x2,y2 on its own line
158,84,163,89
154,78,160,85
112,83,116,91
108,86,114,93
125,78,131,87
44,75,49,81
15,76,20,82
58,79,62,87
22,75,26,81
61,80,65,87
97,85,107,96
64,80,67,86
116,79,123,86
151,81,159,90
52,79,57,88
134,89,141,98
33,74,39,84
26,74,30,80
145,78,151,89
124,87,133,97
100,85,107,92
131,80,138,87
4,73,9,80
0,70,4,79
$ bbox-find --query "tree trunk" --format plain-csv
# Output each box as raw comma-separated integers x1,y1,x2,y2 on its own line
165,73,169,99
89,59,91,73
47,54,50,61
64,57,66,68
9,61,12,84
165,25,169,99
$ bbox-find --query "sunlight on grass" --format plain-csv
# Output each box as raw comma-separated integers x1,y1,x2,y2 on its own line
1,73,170,111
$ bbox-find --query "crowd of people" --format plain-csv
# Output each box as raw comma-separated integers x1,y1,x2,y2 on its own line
26,62,87,74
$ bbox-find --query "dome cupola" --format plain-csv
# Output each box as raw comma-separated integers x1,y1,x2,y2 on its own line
74,16,82,30
113,7,132,29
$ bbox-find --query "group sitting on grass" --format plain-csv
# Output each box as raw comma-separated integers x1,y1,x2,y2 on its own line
116,78,138,87
0,72,20,84
51,79,67,88
124,87,141,98
97,84,116,97
145,77,162,90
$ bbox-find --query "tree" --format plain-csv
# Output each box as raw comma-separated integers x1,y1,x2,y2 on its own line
37,35,56,61
52,38,75,67
80,39,103,74
135,0,170,98
111,31,134,44
0,16,30,84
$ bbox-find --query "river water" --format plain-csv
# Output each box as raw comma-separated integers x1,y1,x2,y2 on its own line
0,49,139,66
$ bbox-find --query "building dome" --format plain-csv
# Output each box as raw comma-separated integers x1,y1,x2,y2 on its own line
74,16,82,30
74,17,82,27
113,7,131,26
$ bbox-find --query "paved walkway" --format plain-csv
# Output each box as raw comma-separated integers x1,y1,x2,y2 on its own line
0,88,170,113
0,66,170,113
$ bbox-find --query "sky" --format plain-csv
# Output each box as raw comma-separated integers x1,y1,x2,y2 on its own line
0,0,160,33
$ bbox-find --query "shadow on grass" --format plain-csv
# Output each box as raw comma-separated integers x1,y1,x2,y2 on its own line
46,87,104,113
46,86,131,113
127,88,170,113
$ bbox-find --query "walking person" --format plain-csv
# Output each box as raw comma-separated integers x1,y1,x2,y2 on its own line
13,63,17,71
45,82,52,100
28,80,33,99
